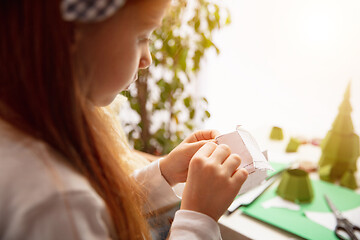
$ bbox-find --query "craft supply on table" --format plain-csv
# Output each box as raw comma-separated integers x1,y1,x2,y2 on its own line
323,194,360,240
270,126,284,140
216,126,274,194
241,179,360,240
276,168,314,203
318,82,359,190
285,138,301,153
227,169,283,214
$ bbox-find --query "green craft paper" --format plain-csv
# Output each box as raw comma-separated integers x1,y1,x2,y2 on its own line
242,179,360,240
270,126,284,140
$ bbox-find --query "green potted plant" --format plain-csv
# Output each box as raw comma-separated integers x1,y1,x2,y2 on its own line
121,0,231,155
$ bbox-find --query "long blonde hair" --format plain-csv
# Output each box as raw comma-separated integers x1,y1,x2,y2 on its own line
0,0,150,238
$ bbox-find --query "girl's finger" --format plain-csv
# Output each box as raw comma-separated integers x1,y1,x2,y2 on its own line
192,141,218,159
209,144,231,164
222,154,242,176
185,130,220,143
185,140,212,156
231,168,248,184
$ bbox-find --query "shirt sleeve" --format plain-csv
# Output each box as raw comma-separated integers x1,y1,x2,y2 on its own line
11,190,113,240
132,160,222,239
169,210,222,240
132,159,184,212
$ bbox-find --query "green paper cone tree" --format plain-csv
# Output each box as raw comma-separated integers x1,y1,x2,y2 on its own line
270,126,284,140
318,82,360,189
286,138,301,153
340,171,357,189
276,169,314,203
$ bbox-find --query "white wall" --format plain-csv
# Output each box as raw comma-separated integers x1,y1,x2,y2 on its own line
199,0,360,139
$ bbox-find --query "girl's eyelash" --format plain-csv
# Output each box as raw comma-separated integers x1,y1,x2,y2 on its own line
139,37,151,43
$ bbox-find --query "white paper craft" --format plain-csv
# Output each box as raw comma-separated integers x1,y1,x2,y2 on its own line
216,126,274,194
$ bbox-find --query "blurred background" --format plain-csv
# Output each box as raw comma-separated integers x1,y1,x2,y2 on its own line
199,0,360,139
119,0,360,154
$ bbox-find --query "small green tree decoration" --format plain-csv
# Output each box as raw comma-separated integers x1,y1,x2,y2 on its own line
121,0,230,154
270,126,284,140
318,82,360,189
286,138,301,153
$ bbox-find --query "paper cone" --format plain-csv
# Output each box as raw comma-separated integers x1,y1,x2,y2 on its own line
276,169,314,203
270,126,284,140
286,138,301,153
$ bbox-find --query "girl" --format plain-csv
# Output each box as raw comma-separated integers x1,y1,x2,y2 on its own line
0,0,248,239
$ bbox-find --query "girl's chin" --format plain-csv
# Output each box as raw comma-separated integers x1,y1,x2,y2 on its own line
95,96,116,107
125,77,138,90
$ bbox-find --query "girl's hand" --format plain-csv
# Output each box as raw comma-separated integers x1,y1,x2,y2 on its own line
159,130,220,186
180,142,248,221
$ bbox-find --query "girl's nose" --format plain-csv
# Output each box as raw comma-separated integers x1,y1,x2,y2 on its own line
139,50,152,69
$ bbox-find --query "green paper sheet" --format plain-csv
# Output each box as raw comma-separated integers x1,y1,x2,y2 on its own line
241,179,360,240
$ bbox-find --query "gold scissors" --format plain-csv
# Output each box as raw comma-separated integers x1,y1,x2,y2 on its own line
324,194,360,240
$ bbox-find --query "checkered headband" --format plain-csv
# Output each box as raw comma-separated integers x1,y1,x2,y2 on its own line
61,0,126,22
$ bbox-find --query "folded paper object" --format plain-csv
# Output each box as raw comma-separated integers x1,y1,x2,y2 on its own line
216,126,274,194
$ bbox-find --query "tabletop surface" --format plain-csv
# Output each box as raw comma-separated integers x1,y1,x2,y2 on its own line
219,131,360,240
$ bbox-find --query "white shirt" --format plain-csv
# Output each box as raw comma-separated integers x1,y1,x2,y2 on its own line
0,119,221,240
